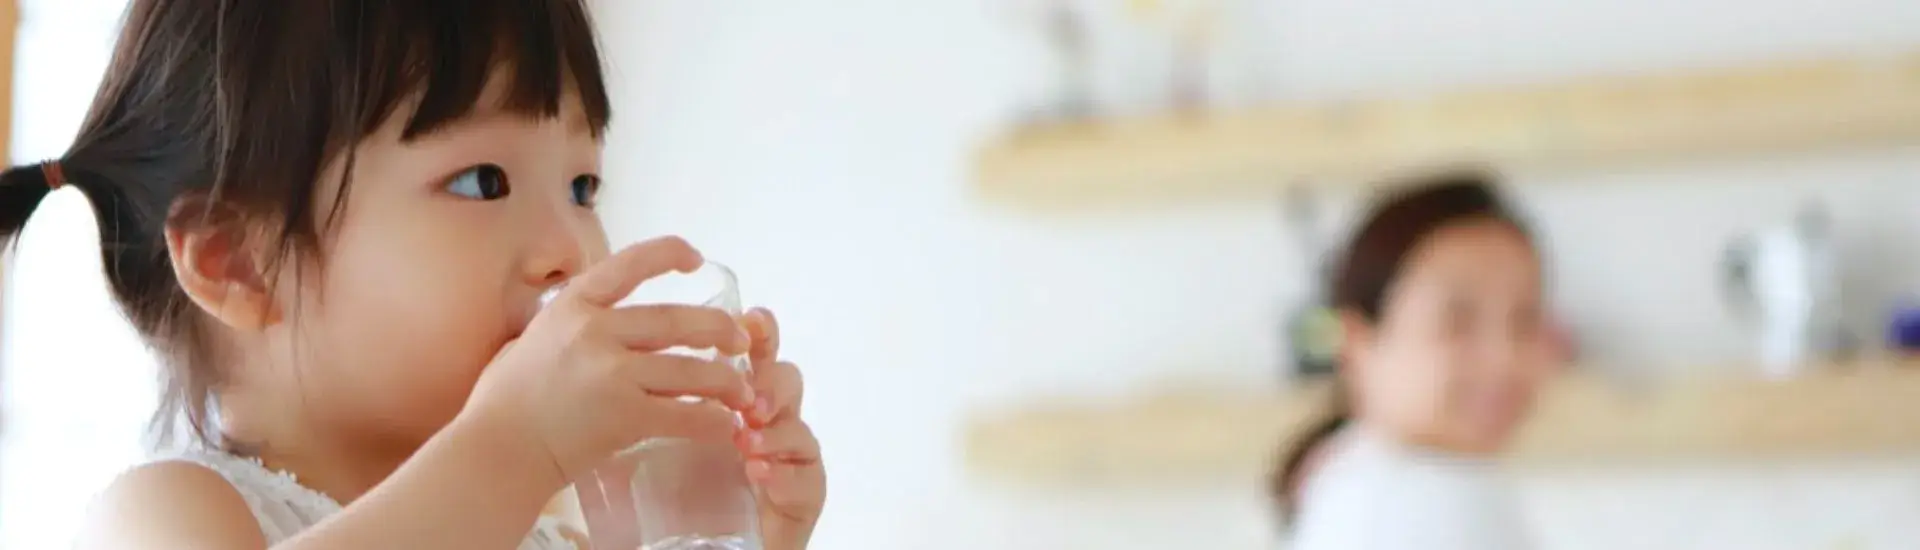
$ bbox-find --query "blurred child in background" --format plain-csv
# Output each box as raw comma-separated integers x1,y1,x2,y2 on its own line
1272,173,1562,550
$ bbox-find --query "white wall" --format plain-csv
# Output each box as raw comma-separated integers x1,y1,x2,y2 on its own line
589,1,1920,549
1,1,157,548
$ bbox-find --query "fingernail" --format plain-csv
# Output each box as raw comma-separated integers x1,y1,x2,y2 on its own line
746,430,765,453
753,397,774,422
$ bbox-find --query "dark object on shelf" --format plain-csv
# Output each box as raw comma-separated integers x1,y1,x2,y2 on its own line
1888,304,1920,353
1280,185,1341,380
1286,302,1342,378
1042,0,1092,121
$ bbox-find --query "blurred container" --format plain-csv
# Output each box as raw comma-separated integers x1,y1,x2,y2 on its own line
1886,303,1920,354
1721,201,1846,377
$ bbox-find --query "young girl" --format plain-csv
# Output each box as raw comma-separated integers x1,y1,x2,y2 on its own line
1269,174,1560,550
0,2,824,549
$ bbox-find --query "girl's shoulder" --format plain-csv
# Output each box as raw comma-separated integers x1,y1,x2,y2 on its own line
73,458,272,550
155,451,346,541
84,452,582,550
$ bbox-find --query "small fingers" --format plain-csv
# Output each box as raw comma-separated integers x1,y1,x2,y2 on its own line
639,397,743,443
744,308,781,361
747,361,803,426
745,460,827,519
739,416,820,463
570,237,704,307
620,353,754,411
598,304,750,355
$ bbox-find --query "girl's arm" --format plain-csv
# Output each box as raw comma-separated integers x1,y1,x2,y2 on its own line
76,414,562,550
76,241,750,550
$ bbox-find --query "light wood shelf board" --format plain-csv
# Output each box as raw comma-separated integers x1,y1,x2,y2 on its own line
964,362,1920,486
976,54,1920,207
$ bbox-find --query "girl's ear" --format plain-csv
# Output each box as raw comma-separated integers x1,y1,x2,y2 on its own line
1335,309,1375,381
164,201,281,331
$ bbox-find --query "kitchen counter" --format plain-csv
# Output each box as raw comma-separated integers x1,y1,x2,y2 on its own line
964,361,1920,486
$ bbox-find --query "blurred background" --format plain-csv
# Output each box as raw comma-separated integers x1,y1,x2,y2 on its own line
5,0,1920,549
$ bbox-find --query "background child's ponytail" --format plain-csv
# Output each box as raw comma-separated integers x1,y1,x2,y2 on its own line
1269,391,1349,527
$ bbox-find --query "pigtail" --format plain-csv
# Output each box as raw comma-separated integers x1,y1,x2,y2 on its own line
0,158,166,303
0,161,62,245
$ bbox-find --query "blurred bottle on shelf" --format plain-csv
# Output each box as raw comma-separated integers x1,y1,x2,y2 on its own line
1720,201,1850,376
1286,301,1342,379
1280,186,1340,381
1041,0,1093,122
1127,0,1222,112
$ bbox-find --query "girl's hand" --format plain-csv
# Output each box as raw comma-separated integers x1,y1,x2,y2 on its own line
736,309,826,550
461,237,757,490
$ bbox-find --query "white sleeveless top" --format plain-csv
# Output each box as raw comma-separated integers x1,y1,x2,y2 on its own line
1289,428,1533,550
166,451,578,550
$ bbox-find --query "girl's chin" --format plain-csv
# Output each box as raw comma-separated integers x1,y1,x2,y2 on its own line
1460,397,1533,444
1412,415,1523,456
1459,420,1525,454
1421,434,1507,456
1395,424,1508,456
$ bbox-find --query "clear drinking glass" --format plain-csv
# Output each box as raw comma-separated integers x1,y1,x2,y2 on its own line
553,261,762,550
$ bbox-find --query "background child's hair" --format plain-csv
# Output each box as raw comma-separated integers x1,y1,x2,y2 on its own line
1267,170,1535,526
0,0,613,448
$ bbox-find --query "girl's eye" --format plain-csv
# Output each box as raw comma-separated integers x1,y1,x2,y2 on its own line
570,175,601,207
447,164,511,200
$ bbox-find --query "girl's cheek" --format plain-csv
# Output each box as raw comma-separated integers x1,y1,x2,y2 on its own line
1379,353,1453,437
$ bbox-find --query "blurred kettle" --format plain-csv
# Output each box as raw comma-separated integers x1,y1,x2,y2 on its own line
1721,202,1846,376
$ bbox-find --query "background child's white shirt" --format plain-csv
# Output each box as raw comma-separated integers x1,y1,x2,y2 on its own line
1289,427,1533,550
161,451,577,550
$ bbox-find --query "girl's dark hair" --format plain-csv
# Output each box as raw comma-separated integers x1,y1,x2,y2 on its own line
0,0,611,448
1269,170,1531,525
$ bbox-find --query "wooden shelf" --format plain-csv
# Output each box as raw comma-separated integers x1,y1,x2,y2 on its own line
963,362,1920,486
975,53,1920,207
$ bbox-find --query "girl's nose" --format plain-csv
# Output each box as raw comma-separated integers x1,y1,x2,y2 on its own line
522,215,589,288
